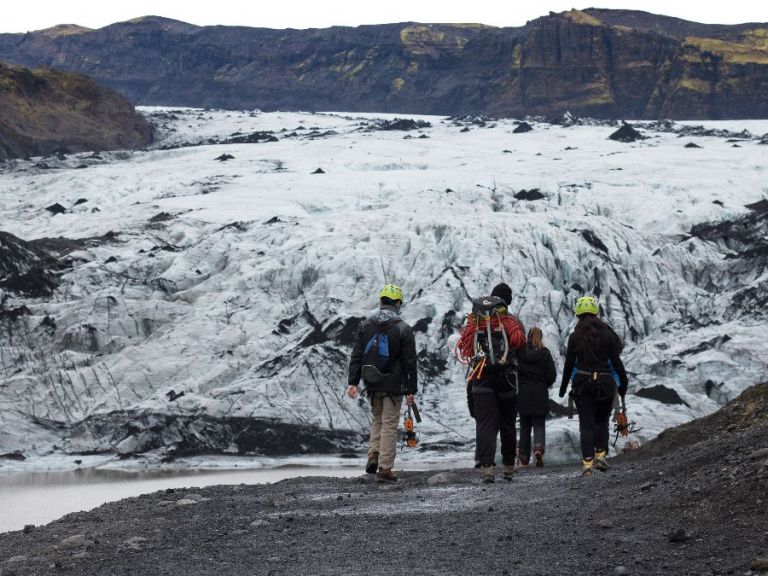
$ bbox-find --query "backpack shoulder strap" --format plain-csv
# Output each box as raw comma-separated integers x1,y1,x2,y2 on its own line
394,319,413,343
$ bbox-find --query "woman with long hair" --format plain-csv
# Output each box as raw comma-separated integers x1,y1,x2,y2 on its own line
516,327,556,466
558,296,628,476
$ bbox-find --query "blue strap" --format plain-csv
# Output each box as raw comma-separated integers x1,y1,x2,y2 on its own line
364,334,390,358
608,359,619,387
378,334,389,358
364,335,377,355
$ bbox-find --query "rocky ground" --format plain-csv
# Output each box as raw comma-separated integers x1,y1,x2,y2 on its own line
1,384,766,576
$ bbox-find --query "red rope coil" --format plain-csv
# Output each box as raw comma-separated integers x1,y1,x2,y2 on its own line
455,314,526,364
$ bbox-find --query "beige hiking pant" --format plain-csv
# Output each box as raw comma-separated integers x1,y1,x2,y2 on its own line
368,392,403,470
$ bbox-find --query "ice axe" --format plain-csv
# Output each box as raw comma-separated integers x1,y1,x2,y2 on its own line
410,400,422,424
612,395,642,446
402,402,421,448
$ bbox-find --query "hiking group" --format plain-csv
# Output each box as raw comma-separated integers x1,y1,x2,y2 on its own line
347,283,628,483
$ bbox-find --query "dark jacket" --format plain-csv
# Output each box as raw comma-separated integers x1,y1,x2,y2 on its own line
348,306,418,394
559,321,628,399
516,345,557,415
470,363,518,397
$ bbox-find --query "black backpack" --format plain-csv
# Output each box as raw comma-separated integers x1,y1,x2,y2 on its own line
471,295,511,366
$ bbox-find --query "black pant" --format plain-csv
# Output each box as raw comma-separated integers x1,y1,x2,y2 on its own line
574,395,613,459
519,414,546,461
473,390,517,466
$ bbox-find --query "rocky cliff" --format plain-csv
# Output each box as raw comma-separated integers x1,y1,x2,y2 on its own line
0,62,151,160
0,10,766,119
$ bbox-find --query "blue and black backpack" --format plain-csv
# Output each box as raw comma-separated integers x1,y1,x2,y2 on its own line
361,322,404,386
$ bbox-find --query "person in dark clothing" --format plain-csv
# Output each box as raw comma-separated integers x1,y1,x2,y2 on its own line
466,282,526,483
347,284,417,483
516,327,557,467
558,296,628,476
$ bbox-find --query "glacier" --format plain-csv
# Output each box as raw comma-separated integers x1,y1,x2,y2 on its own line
0,108,766,467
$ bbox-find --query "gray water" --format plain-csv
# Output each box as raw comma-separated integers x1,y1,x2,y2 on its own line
0,465,362,533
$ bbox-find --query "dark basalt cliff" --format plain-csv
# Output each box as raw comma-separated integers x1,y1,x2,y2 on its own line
0,9,766,119
0,61,151,160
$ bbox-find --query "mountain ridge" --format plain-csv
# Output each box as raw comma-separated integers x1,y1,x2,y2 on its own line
0,9,766,119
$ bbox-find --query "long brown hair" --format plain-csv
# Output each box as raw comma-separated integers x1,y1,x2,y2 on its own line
573,314,605,363
527,327,544,350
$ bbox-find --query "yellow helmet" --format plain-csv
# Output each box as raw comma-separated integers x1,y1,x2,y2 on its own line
379,284,404,302
574,296,599,316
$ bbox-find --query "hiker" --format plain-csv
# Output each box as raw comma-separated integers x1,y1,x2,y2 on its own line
347,284,417,482
456,282,526,483
516,326,557,467
558,296,628,476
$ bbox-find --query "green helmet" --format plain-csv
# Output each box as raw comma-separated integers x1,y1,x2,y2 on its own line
574,296,599,316
379,284,404,302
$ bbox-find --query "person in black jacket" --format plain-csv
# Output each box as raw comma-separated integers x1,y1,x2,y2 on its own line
347,284,417,483
516,327,556,467
468,282,526,483
559,296,628,476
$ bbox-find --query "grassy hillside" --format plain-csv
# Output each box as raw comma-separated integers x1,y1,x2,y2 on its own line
0,62,151,160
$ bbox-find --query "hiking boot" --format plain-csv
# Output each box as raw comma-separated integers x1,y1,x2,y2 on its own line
534,450,544,468
481,465,495,484
594,450,609,472
582,458,594,477
377,468,398,483
365,452,379,474
518,457,529,468
502,465,515,481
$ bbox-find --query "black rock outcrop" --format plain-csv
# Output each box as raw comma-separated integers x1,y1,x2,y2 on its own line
514,189,546,201
0,231,60,297
609,123,644,142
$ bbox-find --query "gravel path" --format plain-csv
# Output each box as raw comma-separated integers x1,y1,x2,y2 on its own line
2,384,767,576
0,462,765,576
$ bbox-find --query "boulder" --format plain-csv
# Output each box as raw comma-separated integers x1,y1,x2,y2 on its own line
514,188,546,201
426,472,458,485
609,123,644,143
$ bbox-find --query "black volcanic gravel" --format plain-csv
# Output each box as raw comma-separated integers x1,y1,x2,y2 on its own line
1,384,766,576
